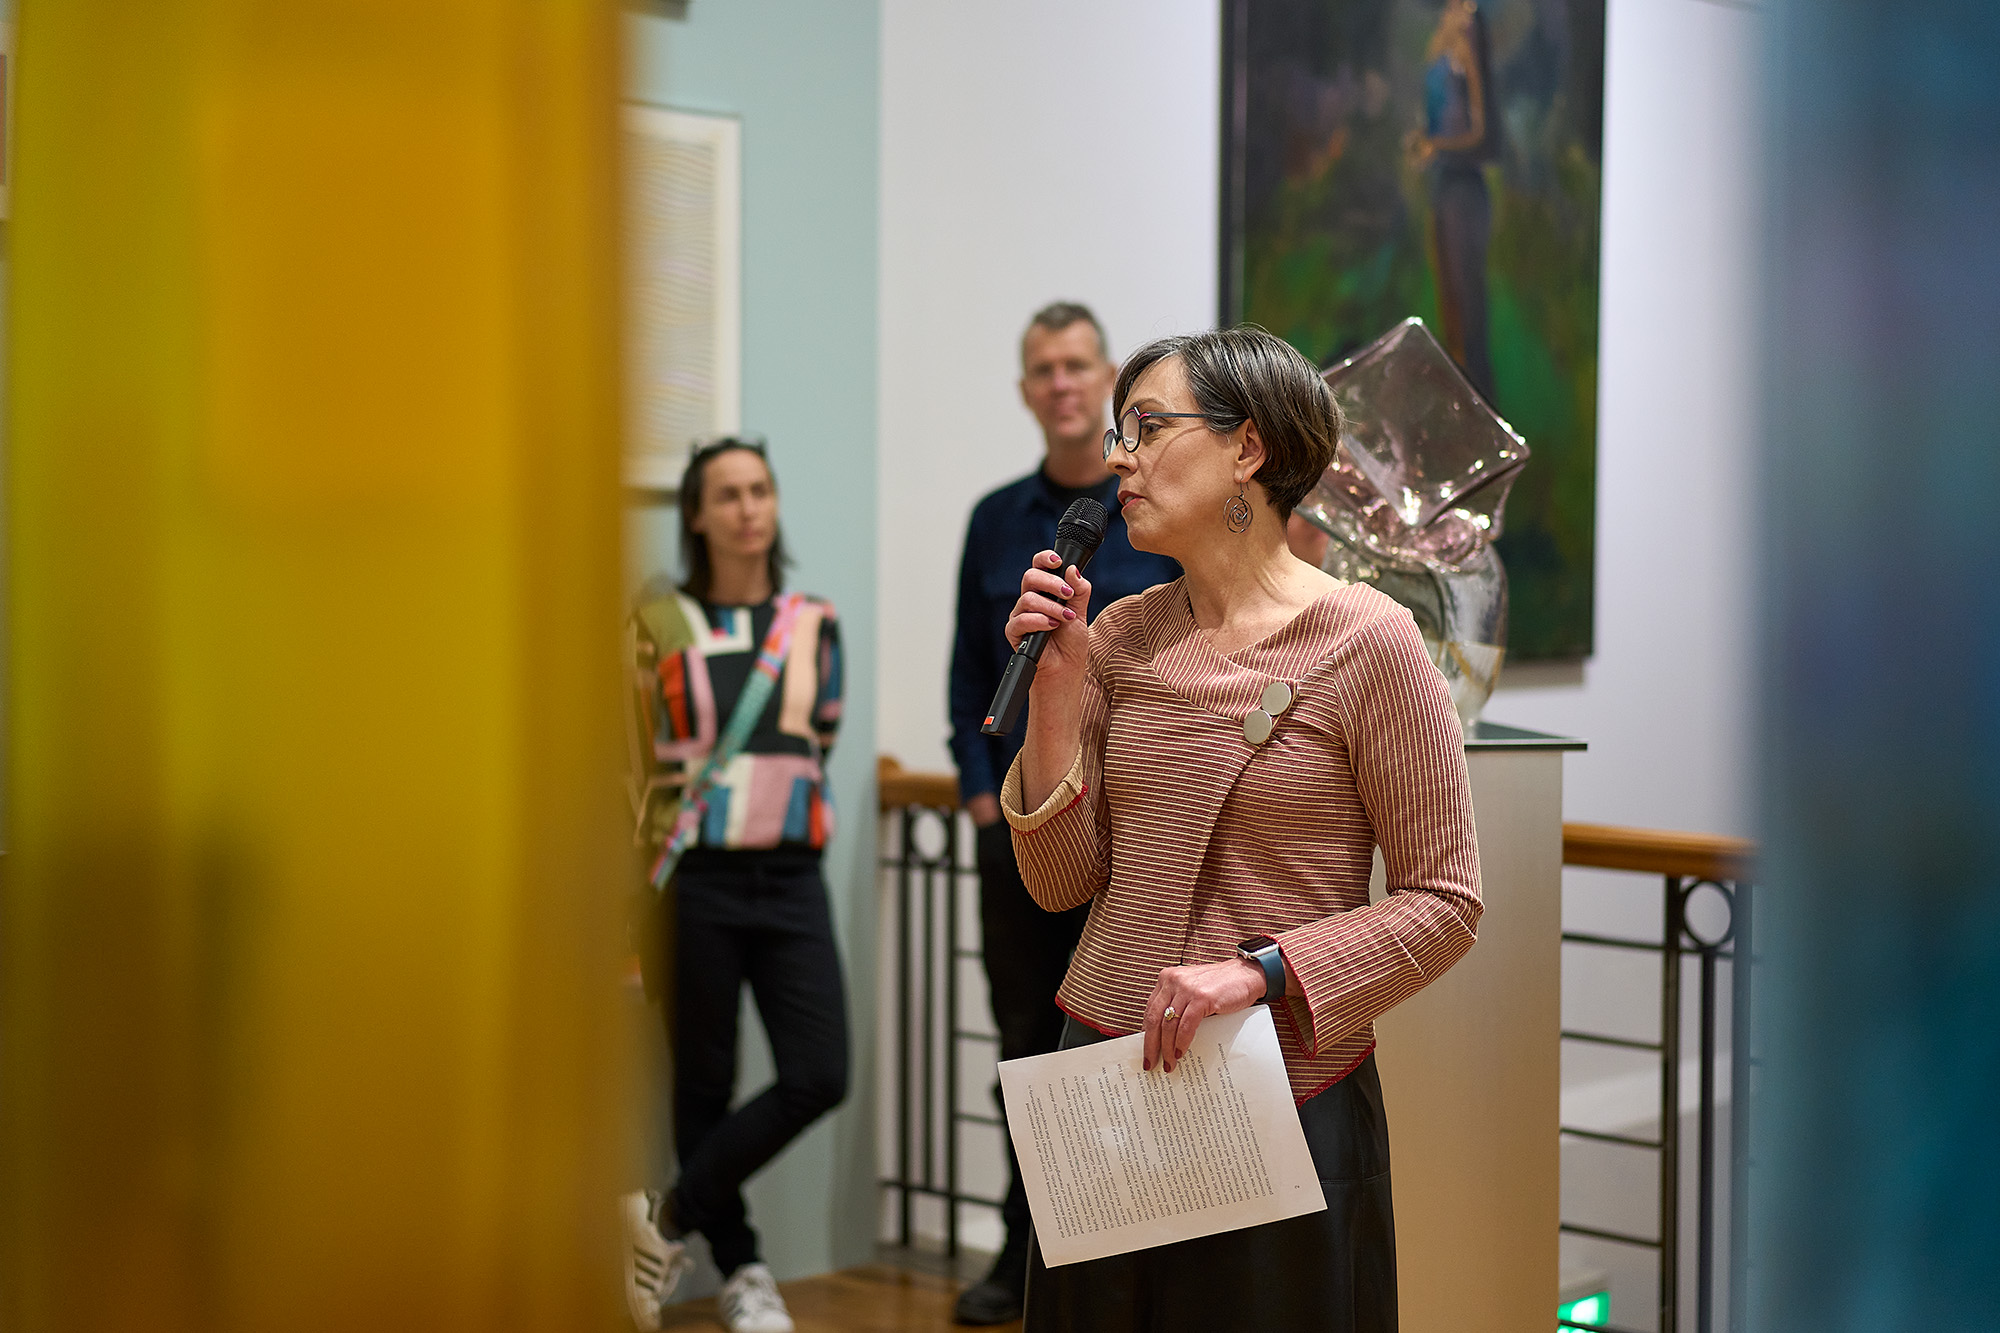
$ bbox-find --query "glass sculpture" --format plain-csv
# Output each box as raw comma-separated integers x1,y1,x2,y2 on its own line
1296,317,1529,727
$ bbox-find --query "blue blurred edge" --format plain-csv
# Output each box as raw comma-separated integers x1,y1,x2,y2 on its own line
1754,1,2000,1328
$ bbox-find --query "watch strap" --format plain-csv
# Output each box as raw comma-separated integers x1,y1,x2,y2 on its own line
1238,935,1285,1002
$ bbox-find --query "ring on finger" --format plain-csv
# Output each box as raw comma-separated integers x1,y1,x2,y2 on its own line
1162,1005,1178,1023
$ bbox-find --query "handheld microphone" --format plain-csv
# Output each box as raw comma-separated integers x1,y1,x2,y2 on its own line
981,497,1109,737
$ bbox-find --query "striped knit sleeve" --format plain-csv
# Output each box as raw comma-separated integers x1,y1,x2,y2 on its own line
1276,607,1482,1057
999,662,1112,913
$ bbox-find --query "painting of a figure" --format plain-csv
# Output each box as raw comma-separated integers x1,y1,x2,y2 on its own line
1222,0,1604,659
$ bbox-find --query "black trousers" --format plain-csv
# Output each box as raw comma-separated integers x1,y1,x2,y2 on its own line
1025,1018,1398,1333
975,819,1091,1245
666,847,849,1277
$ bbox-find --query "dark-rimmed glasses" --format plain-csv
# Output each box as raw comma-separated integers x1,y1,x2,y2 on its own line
1102,409,1209,462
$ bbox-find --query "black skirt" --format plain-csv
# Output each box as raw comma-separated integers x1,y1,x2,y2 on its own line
1023,1017,1397,1333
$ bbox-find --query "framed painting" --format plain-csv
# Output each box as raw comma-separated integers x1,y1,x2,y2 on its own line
1221,0,1604,659
624,104,742,492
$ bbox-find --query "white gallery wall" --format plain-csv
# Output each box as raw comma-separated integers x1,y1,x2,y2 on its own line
876,0,1222,776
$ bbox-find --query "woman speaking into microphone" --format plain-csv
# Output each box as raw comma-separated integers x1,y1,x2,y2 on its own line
999,327,1482,1332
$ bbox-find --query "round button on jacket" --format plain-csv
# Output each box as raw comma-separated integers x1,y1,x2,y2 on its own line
1243,680,1295,746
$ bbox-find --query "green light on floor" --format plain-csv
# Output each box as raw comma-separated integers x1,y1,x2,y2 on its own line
1559,1291,1609,1328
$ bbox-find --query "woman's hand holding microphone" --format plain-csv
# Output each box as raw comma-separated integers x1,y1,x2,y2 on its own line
1005,548,1094,664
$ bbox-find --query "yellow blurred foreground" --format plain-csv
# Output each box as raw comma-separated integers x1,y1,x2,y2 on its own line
3,4,633,1330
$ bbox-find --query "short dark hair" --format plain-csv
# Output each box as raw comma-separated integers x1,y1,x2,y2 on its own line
677,437,791,601
1022,301,1110,364
1112,326,1342,520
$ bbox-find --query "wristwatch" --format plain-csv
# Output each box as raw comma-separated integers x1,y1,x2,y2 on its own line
1237,935,1286,1003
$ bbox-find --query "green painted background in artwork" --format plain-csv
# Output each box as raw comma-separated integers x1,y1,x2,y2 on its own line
1232,0,1604,659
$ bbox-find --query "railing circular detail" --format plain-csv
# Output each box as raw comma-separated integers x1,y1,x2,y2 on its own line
1679,878,1736,950
905,805,954,868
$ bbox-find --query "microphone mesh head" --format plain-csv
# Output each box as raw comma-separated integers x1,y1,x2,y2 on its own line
1056,497,1109,550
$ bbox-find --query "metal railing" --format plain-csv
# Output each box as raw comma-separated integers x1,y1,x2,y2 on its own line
1558,824,1755,1333
875,756,1757,1329
876,757,1002,1255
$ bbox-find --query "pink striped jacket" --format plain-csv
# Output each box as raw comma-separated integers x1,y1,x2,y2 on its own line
1000,578,1482,1102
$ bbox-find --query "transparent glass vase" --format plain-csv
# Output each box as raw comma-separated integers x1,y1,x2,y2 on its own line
1296,318,1529,729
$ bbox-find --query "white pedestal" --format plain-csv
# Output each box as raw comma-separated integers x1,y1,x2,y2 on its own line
1372,722,1580,1333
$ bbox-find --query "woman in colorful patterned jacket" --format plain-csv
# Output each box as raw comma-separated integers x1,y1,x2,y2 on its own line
623,438,844,1333
1000,328,1482,1332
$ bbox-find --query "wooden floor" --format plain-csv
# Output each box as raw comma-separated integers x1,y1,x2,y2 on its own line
660,1261,1020,1333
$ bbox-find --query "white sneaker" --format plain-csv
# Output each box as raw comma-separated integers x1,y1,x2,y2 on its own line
620,1190,691,1331
718,1262,794,1333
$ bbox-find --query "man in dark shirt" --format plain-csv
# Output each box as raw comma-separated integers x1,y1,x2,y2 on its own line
947,302,1179,1325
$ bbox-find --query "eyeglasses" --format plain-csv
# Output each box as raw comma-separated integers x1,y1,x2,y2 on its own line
1102,409,1210,462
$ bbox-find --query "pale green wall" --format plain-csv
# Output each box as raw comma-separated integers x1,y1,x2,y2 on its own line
626,0,881,1285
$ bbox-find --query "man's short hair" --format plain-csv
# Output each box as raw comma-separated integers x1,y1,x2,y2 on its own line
1022,301,1110,364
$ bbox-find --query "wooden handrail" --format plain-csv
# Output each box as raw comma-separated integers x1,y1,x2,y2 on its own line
876,756,1756,881
1562,822,1754,882
878,755,960,811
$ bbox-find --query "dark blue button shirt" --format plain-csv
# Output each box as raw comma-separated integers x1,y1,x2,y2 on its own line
949,470,1181,802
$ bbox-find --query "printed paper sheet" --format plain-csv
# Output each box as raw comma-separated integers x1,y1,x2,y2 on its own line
997,1006,1326,1266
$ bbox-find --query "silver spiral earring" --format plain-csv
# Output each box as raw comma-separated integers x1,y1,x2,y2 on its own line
1223,481,1252,534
